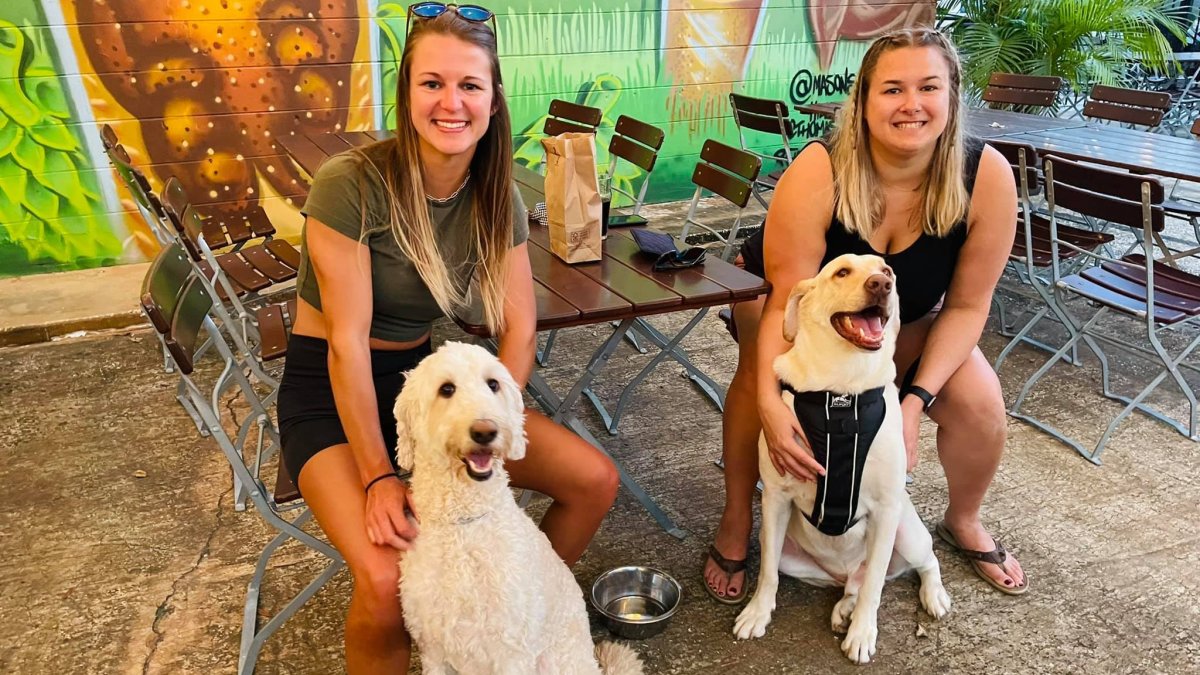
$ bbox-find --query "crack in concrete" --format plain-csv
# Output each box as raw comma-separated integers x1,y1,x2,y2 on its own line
141,487,231,675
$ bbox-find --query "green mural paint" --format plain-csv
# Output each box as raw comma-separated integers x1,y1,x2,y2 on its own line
0,18,120,276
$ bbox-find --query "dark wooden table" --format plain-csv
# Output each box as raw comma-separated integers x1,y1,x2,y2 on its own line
1006,123,1200,183
793,102,1088,139
278,130,770,537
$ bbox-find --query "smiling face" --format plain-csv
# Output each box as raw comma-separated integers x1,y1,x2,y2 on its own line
407,33,496,164
863,45,952,158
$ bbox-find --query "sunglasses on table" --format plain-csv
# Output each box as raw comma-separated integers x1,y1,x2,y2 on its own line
630,228,707,272
407,3,496,34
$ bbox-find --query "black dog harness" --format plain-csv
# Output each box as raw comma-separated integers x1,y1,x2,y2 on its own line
781,383,887,536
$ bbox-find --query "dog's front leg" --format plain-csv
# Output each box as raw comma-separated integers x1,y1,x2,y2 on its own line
733,485,792,640
841,506,901,664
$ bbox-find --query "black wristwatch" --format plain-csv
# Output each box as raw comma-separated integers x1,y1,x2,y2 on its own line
903,384,937,412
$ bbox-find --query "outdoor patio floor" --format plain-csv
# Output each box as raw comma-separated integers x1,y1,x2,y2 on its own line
2,197,1199,674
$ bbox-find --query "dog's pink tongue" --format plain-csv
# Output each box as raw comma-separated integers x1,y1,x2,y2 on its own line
467,451,493,470
849,313,885,339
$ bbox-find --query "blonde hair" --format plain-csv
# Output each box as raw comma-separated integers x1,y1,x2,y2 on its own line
365,11,514,336
829,27,969,238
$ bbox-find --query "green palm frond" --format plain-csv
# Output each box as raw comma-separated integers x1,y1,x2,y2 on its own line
941,0,1189,109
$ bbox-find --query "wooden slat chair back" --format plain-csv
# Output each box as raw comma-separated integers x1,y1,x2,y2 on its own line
140,245,343,674
543,99,602,137
604,114,665,217
982,73,1063,110
1008,154,1200,462
1083,84,1171,128
679,139,763,259
729,92,795,207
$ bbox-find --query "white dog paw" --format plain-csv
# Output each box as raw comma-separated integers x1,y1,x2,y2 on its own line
830,595,857,634
921,582,952,620
840,618,878,664
733,601,774,640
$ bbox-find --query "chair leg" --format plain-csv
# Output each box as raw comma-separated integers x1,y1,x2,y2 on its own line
993,305,1049,372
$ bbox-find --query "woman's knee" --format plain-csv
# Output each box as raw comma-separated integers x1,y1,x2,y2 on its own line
938,364,1007,444
349,553,404,624
582,450,619,509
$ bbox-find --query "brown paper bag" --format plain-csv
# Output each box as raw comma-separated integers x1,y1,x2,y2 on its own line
541,132,602,263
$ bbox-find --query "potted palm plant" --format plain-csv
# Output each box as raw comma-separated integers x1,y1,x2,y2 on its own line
938,0,1190,113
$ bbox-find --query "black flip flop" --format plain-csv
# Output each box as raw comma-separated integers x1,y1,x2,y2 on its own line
702,544,749,605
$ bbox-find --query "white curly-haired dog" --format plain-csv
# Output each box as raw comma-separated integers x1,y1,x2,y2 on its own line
733,254,951,664
394,341,643,675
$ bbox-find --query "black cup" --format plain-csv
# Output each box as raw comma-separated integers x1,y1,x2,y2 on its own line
601,197,611,239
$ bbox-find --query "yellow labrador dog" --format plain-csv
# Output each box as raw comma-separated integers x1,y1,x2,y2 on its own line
734,254,951,664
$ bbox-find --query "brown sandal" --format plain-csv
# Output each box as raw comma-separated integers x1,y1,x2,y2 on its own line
702,544,749,605
936,521,1028,596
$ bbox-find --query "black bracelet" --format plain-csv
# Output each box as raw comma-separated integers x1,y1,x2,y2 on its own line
903,384,938,412
364,472,400,494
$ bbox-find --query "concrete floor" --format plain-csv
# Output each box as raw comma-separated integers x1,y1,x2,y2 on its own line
2,197,1200,674
2,298,1200,674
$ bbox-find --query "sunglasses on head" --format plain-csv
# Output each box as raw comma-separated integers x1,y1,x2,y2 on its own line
407,3,496,34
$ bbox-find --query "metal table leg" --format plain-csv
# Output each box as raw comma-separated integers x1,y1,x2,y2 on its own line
523,320,688,539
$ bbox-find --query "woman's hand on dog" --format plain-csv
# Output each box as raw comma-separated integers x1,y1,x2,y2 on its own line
365,478,421,550
761,398,826,482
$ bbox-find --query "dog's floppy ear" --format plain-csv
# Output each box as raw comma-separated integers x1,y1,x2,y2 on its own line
782,278,816,342
393,379,418,471
500,373,527,461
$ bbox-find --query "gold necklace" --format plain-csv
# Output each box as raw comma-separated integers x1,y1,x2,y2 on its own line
425,172,470,204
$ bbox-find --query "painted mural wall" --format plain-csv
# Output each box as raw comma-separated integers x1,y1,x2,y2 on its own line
0,0,932,277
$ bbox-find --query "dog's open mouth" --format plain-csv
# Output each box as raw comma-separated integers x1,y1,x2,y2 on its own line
462,449,495,481
830,304,890,351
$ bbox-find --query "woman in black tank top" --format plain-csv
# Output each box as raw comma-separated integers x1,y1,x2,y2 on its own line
704,28,1028,603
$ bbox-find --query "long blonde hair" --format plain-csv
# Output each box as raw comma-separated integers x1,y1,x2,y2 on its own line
365,11,514,336
829,27,968,238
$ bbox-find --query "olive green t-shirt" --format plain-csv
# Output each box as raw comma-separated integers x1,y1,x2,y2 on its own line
296,141,529,342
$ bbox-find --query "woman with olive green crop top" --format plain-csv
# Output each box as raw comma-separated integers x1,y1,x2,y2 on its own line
277,14,618,672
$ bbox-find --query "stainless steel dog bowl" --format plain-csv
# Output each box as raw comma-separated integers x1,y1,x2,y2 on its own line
590,566,681,639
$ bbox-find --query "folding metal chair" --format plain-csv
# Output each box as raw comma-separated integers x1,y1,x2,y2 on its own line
141,244,343,674
990,139,1113,368
981,73,1063,111
1008,155,1200,462
729,92,794,208
679,139,762,261
580,140,761,434
537,115,665,366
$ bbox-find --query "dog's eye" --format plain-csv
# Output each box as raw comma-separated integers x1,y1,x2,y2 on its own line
882,267,894,278
486,378,499,393
835,268,851,278
438,382,456,398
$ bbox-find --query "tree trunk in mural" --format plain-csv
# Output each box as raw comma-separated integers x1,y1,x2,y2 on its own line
73,0,359,229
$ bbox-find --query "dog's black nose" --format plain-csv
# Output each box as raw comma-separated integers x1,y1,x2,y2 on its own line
470,420,498,445
866,273,893,295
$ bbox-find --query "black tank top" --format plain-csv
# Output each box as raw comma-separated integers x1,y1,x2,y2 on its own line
742,137,985,324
